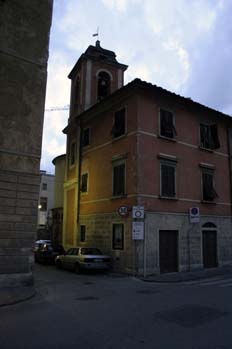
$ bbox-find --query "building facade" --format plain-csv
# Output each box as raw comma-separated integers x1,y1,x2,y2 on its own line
49,154,66,244
0,0,53,301
62,41,232,275
37,170,55,239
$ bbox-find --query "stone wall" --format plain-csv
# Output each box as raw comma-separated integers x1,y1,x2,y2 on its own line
79,213,135,274
78,212,232,276
0,0,53,304
144,212,232,275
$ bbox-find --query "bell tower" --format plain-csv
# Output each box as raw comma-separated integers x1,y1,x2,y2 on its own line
62,42,128,250
68,40,128,120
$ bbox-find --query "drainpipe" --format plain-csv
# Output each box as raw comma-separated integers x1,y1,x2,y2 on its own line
77,118,82,223
226,127,232,218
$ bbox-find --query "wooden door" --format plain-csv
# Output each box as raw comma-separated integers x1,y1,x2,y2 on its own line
202,230,217,268
159,230,178,273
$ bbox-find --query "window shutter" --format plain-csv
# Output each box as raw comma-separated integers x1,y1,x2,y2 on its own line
113,163,125,195
203,172,215,200
161,164,175,197
113,108,125,137
82,128,90,147
81,173,88,192
160,109,176,138
200,124,210,148
210,124,220,149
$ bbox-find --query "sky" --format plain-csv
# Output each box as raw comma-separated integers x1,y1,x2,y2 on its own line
41,0,232,173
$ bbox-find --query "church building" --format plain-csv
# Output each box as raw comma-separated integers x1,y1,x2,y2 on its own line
62,40,232,275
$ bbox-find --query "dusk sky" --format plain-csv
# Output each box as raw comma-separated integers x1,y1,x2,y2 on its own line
41,0,232,173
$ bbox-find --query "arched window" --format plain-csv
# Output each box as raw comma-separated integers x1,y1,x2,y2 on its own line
202,222,217,228
97,71,111,101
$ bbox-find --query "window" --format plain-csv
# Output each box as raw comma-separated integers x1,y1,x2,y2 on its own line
160,161,176,198
69,141,76,166
42,183,47,191
81,173,88,193
112,224,124,250
82,128,90,147
200,123,220,150
202,169,218,201
111,108,126,138
71,76,80,113
97,71,110,100
66,248,79,256
39,197,47,211
160,109,177,139
113,161,125,196
80,225,86,242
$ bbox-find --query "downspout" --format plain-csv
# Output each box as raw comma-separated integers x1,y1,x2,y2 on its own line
226,127,232,217
76,118,82,224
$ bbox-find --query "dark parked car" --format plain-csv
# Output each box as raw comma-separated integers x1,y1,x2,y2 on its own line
55,247,111,273
34,240,65,264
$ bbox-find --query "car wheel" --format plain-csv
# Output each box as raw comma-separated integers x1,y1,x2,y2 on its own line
56,260,62,269
75,263,81,274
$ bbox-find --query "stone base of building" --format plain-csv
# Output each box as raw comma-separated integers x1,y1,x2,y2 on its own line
75,211,232,276
0,272,35,307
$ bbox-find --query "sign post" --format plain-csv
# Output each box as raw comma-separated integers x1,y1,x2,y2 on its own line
132,206,146,277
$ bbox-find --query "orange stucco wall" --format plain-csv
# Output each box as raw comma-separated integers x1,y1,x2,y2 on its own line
67,86,231,220
65,188,75,245
79,95,139,215
136,93,231,216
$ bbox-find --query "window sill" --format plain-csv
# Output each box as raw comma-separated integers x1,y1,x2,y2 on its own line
112,134,127,142
111,194,127,200
199,146,214,153
201,200,217,205
158,135,177,142
159,195,178,201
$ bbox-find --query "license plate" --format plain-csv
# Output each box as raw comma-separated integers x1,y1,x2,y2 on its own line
95,259,102,262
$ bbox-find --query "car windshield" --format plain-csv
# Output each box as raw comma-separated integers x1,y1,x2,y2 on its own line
81,248,102,255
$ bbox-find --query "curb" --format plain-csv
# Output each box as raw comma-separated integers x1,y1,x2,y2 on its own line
140,267,232,284
0,286,36,308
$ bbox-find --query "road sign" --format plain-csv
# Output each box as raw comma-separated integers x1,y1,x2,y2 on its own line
132,206,144,219
118,205,129,217
189,207,200,223
132,221,144,240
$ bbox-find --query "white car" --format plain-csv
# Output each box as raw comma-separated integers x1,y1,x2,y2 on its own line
55,247,111,273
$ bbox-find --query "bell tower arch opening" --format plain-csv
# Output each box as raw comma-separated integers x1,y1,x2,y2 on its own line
97,71,111,101
68,41,128,118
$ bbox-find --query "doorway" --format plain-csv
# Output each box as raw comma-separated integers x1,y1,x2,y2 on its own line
159,230,178,273
202,230,217,268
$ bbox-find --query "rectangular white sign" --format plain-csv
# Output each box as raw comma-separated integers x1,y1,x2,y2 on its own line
132,221,144,240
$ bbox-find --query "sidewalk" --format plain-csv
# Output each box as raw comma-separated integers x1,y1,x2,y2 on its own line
0,286,35,307
142,265,232,283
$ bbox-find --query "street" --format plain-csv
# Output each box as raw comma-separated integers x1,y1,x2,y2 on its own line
0,264,232,349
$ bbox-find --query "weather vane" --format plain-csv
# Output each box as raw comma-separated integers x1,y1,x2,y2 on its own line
92,26,99,40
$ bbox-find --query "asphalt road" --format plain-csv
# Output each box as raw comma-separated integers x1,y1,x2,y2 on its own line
0,264,232,349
